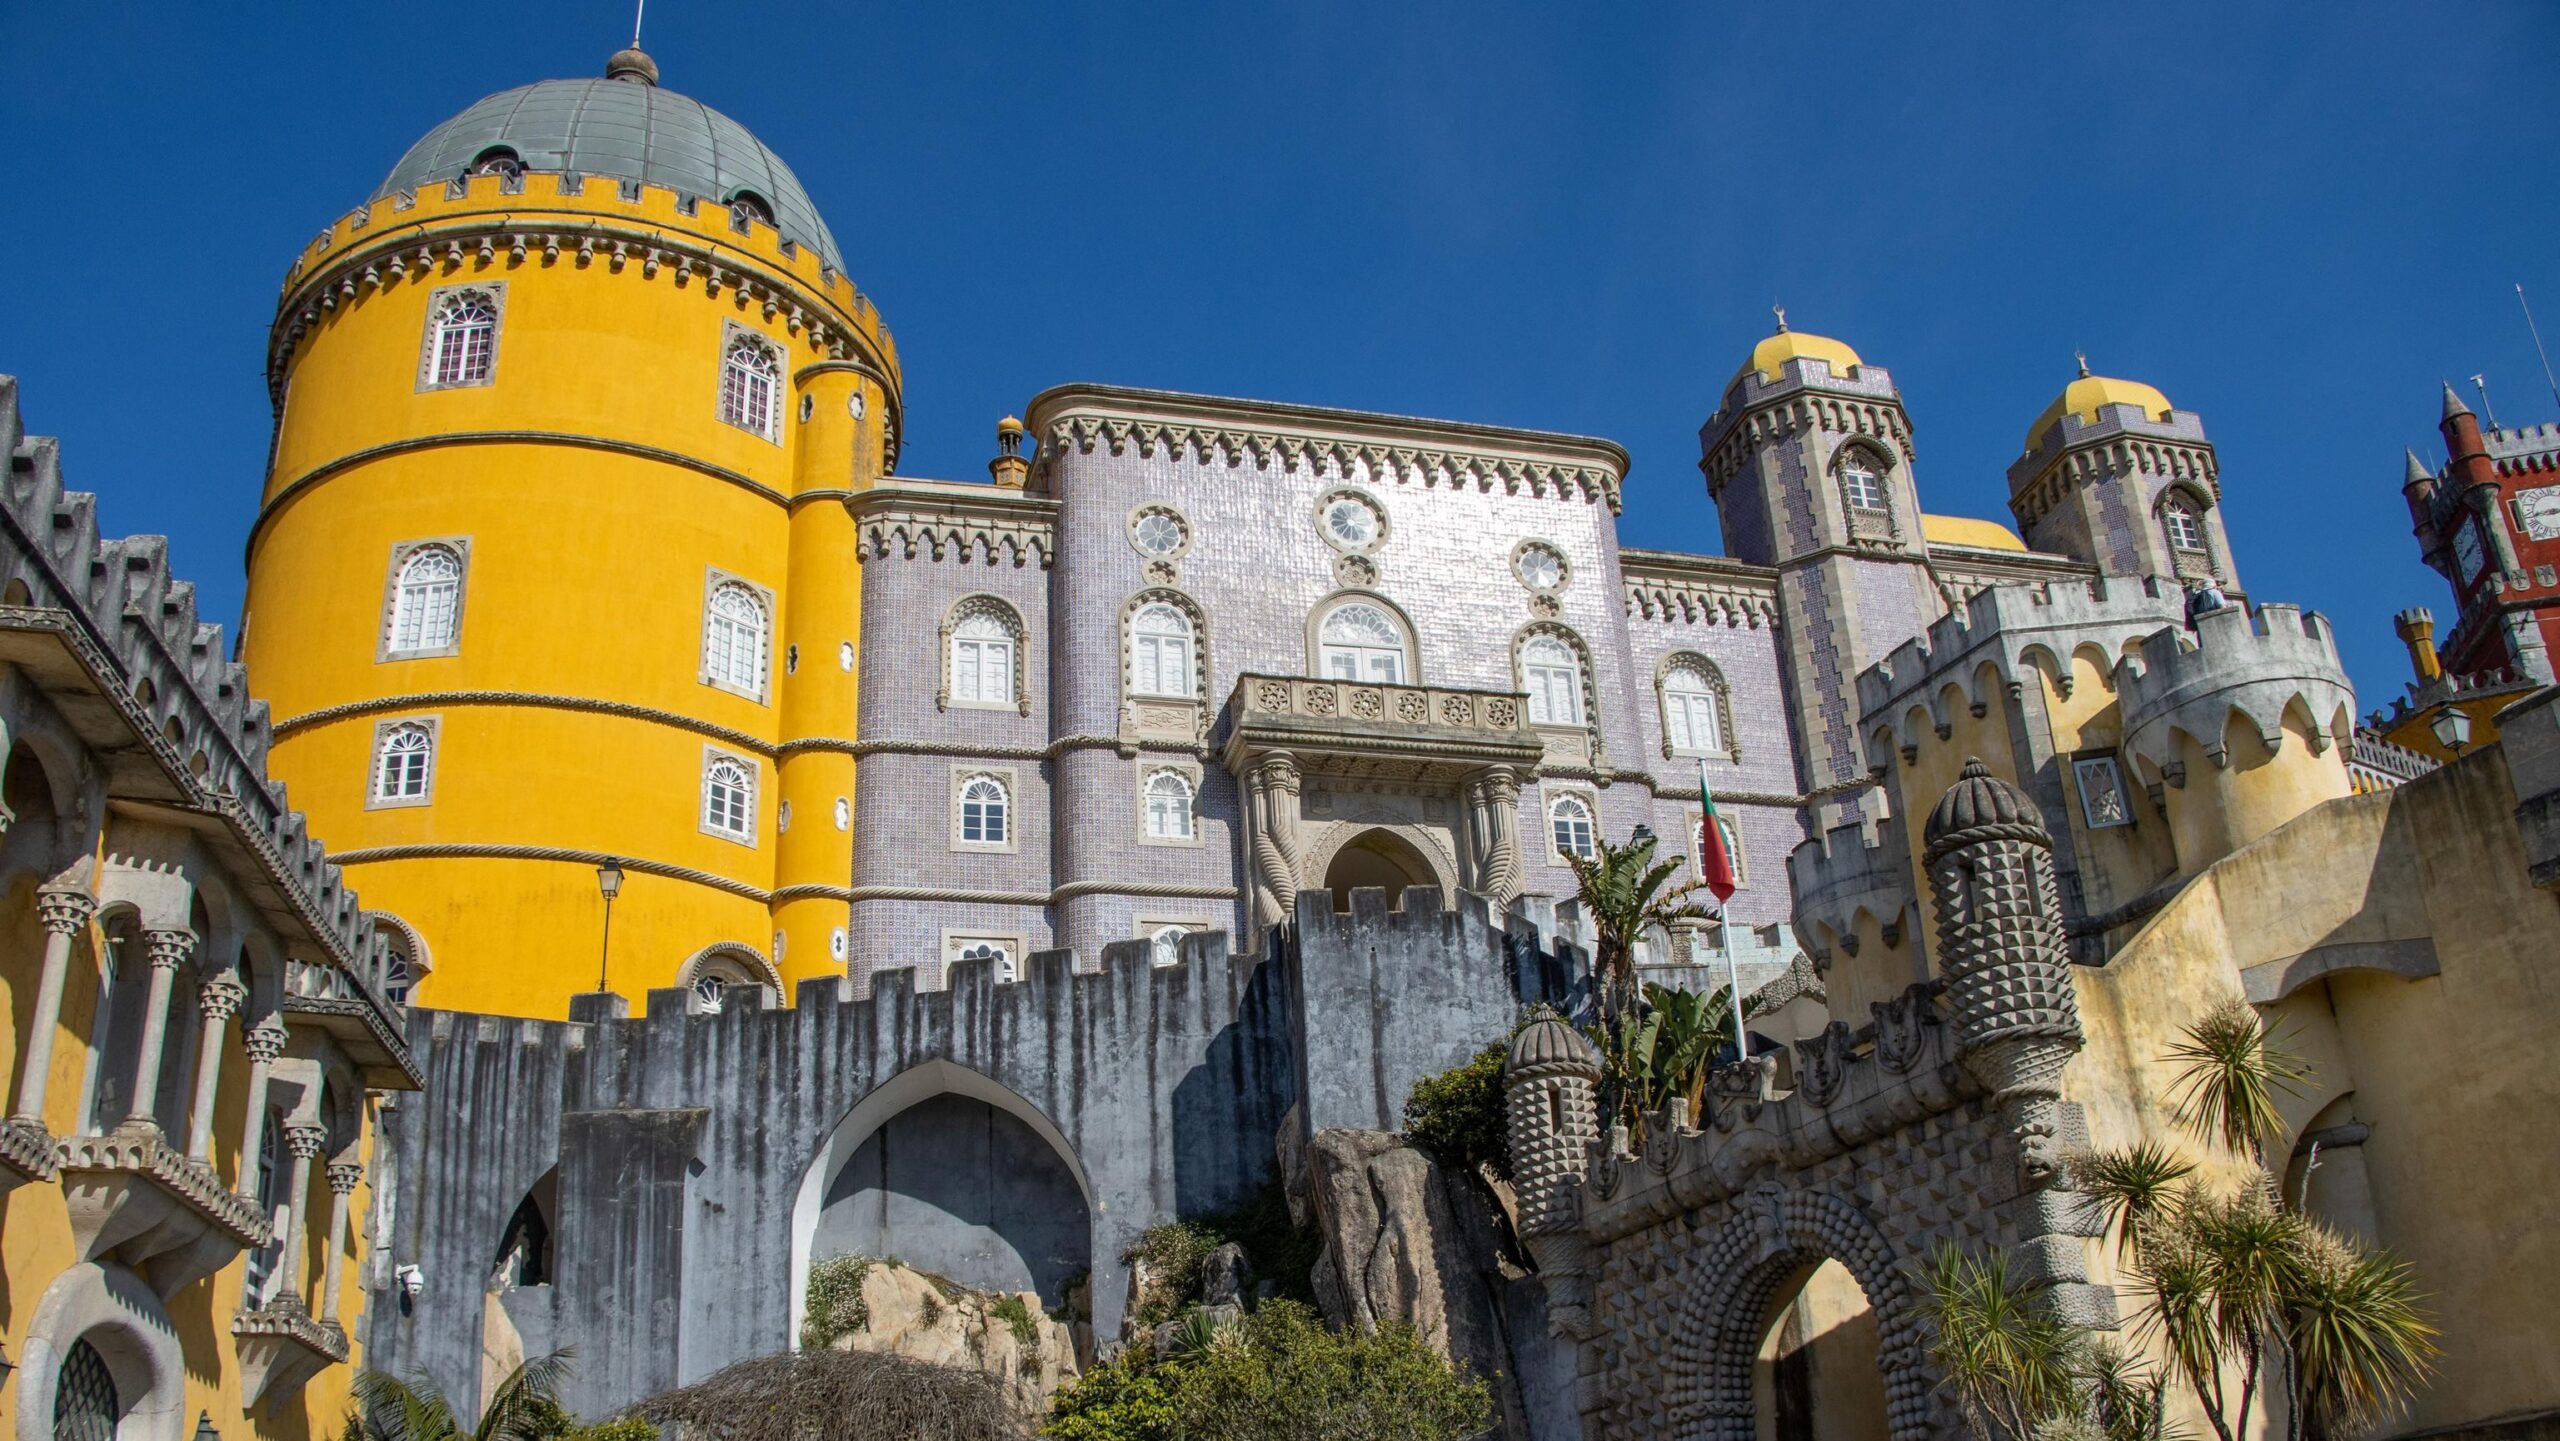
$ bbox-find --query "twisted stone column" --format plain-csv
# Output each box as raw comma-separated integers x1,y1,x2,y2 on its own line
119,927,197,1134
1468,765,1524,902
185,974,246,1163
234,1017,288,1201
1245,752,1303,934
1923,759,2084,1190
320,1160,362,1326
8,886,97,1131
273,1123,327,1309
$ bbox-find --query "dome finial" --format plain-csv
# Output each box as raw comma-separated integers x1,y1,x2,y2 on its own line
2074,348,2090,378
1772,301,1788,334
606,45,659,85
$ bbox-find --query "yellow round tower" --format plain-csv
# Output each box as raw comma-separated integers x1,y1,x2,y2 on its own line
243,49,897,1017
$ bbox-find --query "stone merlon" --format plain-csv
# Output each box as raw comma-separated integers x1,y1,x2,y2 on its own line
2117,601,2356,773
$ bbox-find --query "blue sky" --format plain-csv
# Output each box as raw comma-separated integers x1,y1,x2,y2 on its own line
3,2,2555,703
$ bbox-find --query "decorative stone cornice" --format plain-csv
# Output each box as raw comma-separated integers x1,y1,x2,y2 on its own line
58,1123,270,1249
852,482,1057,568
1028,384,1628,513
0,1116,57,1183
232,1305,350,1359
1699,369,1916,498
232,1304,350,1411
1619,549,1781,628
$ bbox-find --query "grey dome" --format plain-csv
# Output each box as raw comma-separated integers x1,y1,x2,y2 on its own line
1506,1007,1600,1078
1923,757,2051,860
375,63,844,272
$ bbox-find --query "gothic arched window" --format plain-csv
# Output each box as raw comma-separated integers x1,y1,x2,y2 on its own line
1549,794,1597,862
52,1338,119,1441
958,773,1010,846
1521,635,1584,726
1660,657,1730,757
718,332,783,441
385,544,464,655
1317,599,1411,684
702,754,756,841
2163,498,2207,553
944,597,1024,711
1144,769,1195,840
372,721,435,804
424,288,500,389
702,580,770,700
1148,924,1189,968
1131,602,1195,698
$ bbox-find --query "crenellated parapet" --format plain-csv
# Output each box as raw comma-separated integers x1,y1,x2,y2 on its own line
2115,601,2355,778
851,480,1057,568
1856,575,2186,763
0,376,397,1004
1785,811,1916,967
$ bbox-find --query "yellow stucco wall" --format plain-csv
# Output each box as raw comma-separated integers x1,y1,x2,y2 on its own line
244,175,894,1018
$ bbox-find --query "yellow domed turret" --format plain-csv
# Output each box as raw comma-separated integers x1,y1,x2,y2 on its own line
244,52,896,1017
1738,313,1863,384
2025,357,2175,449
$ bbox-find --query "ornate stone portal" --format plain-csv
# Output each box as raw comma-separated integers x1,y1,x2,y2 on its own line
1223,673,1544,934
1506,757,2109,1440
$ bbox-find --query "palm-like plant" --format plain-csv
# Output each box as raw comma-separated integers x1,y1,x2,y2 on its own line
351,1350,576,1441
2286,1225,2439,1441
1563,831,1711,1029
2073,1143,2197,1264
2164,1000,2307,1166
1915,1243,2087,1441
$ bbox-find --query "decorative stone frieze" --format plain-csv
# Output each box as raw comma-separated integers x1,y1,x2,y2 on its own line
56,1121,270,1298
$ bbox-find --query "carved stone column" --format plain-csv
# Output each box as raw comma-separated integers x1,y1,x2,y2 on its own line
185,974,247,1164
117,927,196,1134
7,886,98,1132
234,1018,288,1201
273,1123,326,1310
1923,758,2085,1190
319,1161,362,1327
1244,752,1304,935
1467,765,1524,903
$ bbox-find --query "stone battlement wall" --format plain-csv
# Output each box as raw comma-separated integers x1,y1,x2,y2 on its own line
2117,600,2354,774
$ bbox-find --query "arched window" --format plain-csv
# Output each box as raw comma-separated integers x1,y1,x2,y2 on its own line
703,754,756,840
947,601,1020,709
373,722,435,804
954,939,1016,983
1131,603,1194,698
1148,925,1189,969
469,146,523,180
1144,770,1195,840
243,1108,284,1303
386,545,463,655
383,952,413,1006
959,774,1010,846
719,332,783,440
702,581,770,700
1550,794,1597,862
1522,635,1583,726
2163,499,2207,553
53,1338,119,1441
729,191,774,228
1839,454,1889,512
683,948,765,1013
1317,600,1410,684
425,289,500,389
1661,660,1725,756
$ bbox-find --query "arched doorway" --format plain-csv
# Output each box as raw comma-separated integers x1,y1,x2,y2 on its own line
1754,1259,1888,1441
791,1061,1094,1340
1323,828,1434,912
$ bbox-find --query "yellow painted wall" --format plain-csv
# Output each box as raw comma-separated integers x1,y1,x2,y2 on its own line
245,175,895,1018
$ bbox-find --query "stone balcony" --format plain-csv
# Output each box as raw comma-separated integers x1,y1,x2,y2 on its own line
233,1303,350,1413
1220,673,1547,782
57,1119,270,1298
0,1115,58,1190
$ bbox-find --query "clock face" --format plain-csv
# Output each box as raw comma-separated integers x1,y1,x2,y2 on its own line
2454,520,2487,581
2518,485,2560,543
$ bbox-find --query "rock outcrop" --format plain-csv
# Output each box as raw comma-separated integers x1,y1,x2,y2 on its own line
1299,1127,1529,1441
830,1262,1080,1420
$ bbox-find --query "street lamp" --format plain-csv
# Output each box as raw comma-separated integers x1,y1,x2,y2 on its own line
594,861,624,993
2429,704,2473,757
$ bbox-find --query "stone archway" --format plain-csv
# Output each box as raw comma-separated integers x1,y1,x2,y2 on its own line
1666,1187,1933,1441
1320,827,1439,911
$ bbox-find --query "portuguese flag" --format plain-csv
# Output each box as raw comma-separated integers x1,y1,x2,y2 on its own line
1697,760,1738,904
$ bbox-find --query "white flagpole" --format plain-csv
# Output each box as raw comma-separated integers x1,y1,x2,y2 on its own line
1705,757,1747,1062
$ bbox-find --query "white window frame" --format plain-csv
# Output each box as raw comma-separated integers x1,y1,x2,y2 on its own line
716,322,785,443
951,766,1020,853
1129,601,1196,699
1658,656,1731,759
1521,634,1585,727
942,931,1024,984
700,747,759,844
699,570,774,702
1139,764,1202,847
942,595,1026,714
1313,597,1414,684
2162,499,2208,554
417,283,504,392
1547,790,1598,865
378,539,470,661
1136,918,1212,969
368,717,440,809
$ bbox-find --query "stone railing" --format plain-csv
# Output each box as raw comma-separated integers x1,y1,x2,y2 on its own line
1230,673,1528,737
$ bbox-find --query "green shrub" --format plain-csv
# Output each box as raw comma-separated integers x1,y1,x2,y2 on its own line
1198,1181,1319,1307
1126,1222,1224,1327
1401,1042,1512,1181
991,1293,1041,1348
561,1422,659,1441
1041,1301,1490,1441
801,1254,876,1347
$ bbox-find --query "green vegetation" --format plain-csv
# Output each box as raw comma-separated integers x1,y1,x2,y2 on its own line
1126,1222,1225,1328
802,1254,878,1347
1916,1245,2170,1441
1400,1042,1512,1180
1043,1301,1490,1441
991,1293,1041,1348
1562,830,1712,1030
348,1350,583,1441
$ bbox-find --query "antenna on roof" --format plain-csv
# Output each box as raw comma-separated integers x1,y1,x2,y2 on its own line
2521,283,2560,419
2473,373,2501,430
632,0,646,48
